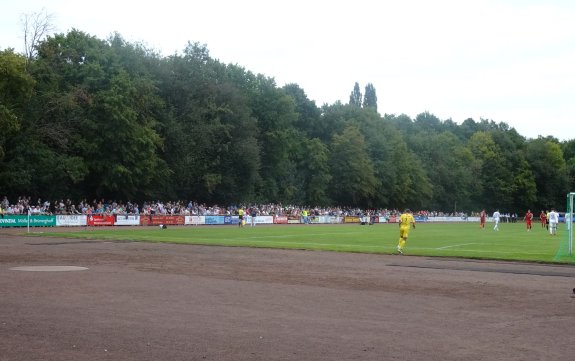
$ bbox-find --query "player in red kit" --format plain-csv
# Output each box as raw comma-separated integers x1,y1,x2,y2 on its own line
525,209,533,231
480,209,487,229
540,210,547,228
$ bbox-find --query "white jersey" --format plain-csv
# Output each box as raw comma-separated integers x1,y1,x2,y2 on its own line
493,211,500,221
548,211,559,224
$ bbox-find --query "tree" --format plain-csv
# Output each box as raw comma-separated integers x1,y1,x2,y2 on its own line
411,131,479,211
362,83,377,111
563,140,575,191
301,138,332,205
18,30,170,200
0,50,34,161
21,9,55,64
525,138,568,209
467,132,515,210
349,82,362,107
157,45,260,203
282,83,321,135
329,126,379,207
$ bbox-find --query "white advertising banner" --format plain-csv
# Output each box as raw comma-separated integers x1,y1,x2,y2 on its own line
185,216,205,225
114,215,141,226
56,215,87,227
317,216,342,224
427,217,479,222
247,216,274,225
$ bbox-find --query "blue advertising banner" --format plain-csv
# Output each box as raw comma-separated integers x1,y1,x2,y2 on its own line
224,216,240,225
205,216,225,225
414,215,428,222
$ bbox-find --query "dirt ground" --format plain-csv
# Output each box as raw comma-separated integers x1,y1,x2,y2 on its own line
1,227,574,361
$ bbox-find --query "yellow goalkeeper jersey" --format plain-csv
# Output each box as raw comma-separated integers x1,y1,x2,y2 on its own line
399,213,415,227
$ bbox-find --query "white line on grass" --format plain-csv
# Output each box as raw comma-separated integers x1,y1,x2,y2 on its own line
242,231,365,239
436,243,477,250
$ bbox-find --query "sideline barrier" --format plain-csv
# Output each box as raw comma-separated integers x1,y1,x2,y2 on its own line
274,216,288,224
57,215,87,226
140,215,185,226
88,215,115,226
0,215,56,227
115,215,140,226
0,214,485,228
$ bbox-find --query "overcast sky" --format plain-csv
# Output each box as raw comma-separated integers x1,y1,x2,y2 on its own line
1,0,574,140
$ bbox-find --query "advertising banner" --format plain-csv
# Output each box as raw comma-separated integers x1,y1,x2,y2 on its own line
0,215,56,227
317,216,342,224
140,215,185,226
185,216,205,225
87,215,115,226
205,216,225,225
274,216,288,224
246,216,273,225
344,216,361,224
287,216,301,224
56,215,87,227
426,217,477,222
224,216,239,225
114,215,141,226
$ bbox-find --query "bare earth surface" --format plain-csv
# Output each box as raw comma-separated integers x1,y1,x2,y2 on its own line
1,227,574,361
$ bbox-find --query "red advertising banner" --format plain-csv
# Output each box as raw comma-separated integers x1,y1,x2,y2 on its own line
274,215,288,224
140,215,185,226
87,214,115,226
388,215,398,223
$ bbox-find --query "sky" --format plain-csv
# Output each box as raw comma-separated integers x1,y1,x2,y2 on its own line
1,0,574,140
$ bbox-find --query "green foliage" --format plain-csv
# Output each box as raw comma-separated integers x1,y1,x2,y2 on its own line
0,50,34,161
329,126,379,207
525,138,568,209
0,29,572,213
362,83,377,111
348,82,362,107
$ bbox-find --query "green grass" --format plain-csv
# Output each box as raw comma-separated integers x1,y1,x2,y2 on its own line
31,222,574,264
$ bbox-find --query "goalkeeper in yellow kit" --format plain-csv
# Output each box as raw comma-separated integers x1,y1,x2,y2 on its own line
397,209,416,254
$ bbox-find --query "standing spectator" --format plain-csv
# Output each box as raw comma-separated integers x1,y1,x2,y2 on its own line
301,209,309,224
238,207,244,227
250,207,257,227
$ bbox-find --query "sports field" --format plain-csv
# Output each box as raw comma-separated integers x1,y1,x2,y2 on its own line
3,222,575,360
37,221,574,264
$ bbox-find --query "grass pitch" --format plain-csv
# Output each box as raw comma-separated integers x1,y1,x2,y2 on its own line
36,221,574,264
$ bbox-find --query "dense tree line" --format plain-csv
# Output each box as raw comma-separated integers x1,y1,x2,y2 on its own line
1,30,574,213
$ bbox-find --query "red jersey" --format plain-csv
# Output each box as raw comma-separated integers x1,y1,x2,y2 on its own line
525,211,533,222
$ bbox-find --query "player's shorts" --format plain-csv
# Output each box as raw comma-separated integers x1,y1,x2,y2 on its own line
400,226,410,239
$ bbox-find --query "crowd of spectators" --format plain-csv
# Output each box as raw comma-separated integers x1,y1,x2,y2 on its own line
1,195,470,219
